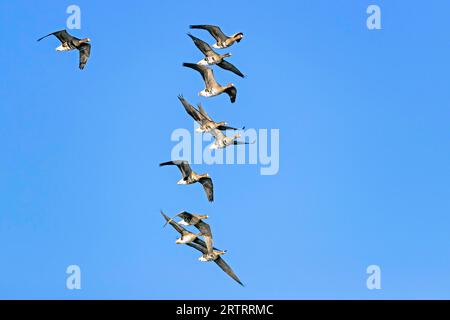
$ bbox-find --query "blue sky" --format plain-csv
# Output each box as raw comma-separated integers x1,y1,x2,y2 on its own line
1,0,449,299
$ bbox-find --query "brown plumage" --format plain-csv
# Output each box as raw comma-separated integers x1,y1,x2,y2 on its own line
159,160,214,202
190,25,244,49
183,63,237,103
187,34,245,78
161,211,243,286
37,29,91,70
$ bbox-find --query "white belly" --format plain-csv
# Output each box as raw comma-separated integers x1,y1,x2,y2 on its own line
200,89,218,97
56,43,73,52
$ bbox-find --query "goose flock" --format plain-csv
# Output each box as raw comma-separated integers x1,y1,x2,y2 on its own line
37,24,247,286
160,25,247,286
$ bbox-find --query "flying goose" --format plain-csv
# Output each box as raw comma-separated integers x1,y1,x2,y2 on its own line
210,129,254,150
159,160,214,202
37,29,91,70
164,211,209,227
183,63,237,103
190,25,243,49
164,211,214,256
178,95,243,133
187,34,245,78
161,211,243,286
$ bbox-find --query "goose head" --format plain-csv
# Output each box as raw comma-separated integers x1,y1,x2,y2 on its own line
233,32,244,42
80,38,91,43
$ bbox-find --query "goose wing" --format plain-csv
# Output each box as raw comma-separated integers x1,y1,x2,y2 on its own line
224,86,237,103
163,211,192,227
183,63,218,89
217,125,244,131
190,25,228,42
78,43,91,70
185,242,243,286
234,140,255,146
217,60,245,78
187,33,215,57
177,211,194,222
195,221,213,254
37,29,77,43
160,211,185,235
178,95,203,123
161,211,219,250
159,160,192,179
197,103,212,121
214,257,244,286
199,177,214,202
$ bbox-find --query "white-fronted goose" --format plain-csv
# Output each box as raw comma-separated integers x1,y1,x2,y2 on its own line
190,25,243,49
187,34,245,78
37,29,91,70
164,211,214,256
178,95,243,133
161,211,243,286
183,63,237,103
159,160,214,202
210,129,254,149
164,211,210,227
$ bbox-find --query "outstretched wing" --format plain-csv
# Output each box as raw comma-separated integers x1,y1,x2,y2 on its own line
159,160,192,179
163,211,191,228
224,86,237,103
234,140,255,146
183,63,218,90
160,211,186,235
190,25,228,42
195,221,213,254
217,125,244,131
78,43,91,70
214,257,244,286
185,242,242,286
197,103,212,121
217,60,245,78
178,95,203,122
37,29,76,43
199,177,214,202
187,33,215,57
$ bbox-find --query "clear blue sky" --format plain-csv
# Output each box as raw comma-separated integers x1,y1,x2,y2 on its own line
1,0,449,299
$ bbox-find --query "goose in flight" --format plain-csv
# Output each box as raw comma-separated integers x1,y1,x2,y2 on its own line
164,211,210,227
164,211,214,257
37,29,91,70
161,211,243,286
159,160,214,202
210,129,254,150
190,25,243,49
183,63,237,103
187,34,245,78
178,95,243,133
